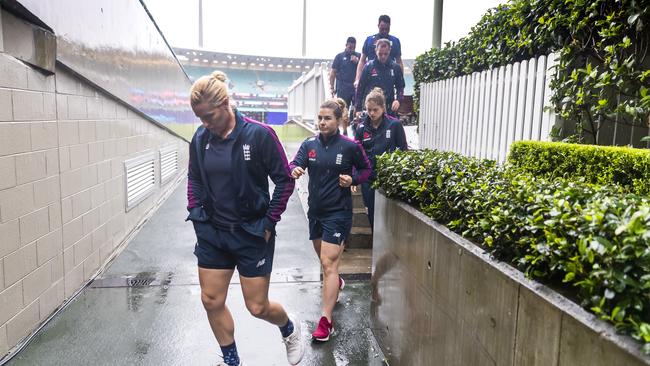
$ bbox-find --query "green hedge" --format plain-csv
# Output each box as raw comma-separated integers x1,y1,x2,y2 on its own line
375,149,650,352
413,0,650,145
508,141,650,195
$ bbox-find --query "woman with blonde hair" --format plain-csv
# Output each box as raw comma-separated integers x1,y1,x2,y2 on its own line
354,87,408,230
334,97,350,135
187,70,303,365
289,99,371,341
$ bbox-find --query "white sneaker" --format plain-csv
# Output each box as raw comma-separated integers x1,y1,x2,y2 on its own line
282,315,304,365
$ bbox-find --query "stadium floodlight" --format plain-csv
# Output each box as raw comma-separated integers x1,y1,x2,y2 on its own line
193,58,200,62
222,61,228,64
269,64,274,67
231,61,237,65
203,59,209,63
240,62,246,65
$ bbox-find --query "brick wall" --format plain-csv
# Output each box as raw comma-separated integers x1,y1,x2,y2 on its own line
0,15,189,355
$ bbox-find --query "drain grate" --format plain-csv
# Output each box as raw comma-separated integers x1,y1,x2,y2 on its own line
90,272,174,288
127,278,155,287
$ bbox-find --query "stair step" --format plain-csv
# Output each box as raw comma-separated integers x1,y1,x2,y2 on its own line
346,225,373,249
352,192,365,209
352,211,370,228
350,226,372,235
338,248,372,278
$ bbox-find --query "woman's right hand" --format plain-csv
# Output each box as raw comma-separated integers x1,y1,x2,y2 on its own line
291,167,305,179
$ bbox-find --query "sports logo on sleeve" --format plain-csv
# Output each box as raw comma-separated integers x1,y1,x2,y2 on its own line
363,131,371,141
308,149,317,161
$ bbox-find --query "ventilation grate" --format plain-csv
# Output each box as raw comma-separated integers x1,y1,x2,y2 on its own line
159,146,178,184
124,153,156,211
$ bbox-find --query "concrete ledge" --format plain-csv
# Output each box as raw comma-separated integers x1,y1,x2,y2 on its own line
371,191,650,366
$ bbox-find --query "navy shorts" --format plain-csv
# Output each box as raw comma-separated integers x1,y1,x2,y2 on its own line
308,216,352,245
192,221,274,277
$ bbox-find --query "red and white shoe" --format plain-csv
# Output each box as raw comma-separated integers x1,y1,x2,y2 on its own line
312,316,334,342
336,276,345,302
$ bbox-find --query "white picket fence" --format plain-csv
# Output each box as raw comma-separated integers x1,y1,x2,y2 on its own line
288,62,329,128
419,54,558,162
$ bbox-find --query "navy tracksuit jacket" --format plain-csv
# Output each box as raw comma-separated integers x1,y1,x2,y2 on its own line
289,131,371,218
186,110,295,237
355,59,405,111
354,114,409,178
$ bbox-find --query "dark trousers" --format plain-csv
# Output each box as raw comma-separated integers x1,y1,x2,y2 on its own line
360,182,375,230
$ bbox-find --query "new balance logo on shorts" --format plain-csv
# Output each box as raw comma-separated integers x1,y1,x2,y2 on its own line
256,258,266,268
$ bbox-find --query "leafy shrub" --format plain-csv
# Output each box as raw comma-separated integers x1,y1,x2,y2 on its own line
375,149,650,352
508,141,650,195
413,0,650,146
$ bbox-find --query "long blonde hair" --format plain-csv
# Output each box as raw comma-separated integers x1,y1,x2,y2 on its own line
190,70,229,108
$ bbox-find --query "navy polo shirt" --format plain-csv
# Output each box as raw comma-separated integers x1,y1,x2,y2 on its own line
331,51,361,96
362,34,401,63
203,122,243,226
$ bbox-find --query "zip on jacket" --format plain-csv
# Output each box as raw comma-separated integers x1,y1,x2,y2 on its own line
187,110,295,237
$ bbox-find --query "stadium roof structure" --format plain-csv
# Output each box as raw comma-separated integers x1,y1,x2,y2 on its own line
173,47,414,74
173,47,327,73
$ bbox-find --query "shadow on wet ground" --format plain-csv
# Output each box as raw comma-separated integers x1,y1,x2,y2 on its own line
7,170,387,365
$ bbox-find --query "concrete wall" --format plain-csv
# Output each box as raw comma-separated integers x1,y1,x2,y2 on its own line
371,192,650,366
0,9,189,356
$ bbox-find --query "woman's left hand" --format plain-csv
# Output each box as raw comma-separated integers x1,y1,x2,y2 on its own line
339,174,353,187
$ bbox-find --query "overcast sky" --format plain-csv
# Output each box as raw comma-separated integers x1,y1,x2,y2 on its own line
145,0,506,59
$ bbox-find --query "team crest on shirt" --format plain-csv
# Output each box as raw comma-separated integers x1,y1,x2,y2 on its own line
363,131,371,141
243,144,251,160
308,149,317,161
371,68,378,77
386,130,391,139
335,154,343,165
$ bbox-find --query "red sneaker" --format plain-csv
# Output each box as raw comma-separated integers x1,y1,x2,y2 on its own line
311,316,334,341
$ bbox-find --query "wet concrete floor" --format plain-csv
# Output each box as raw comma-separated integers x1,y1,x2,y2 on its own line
7,174,387,365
